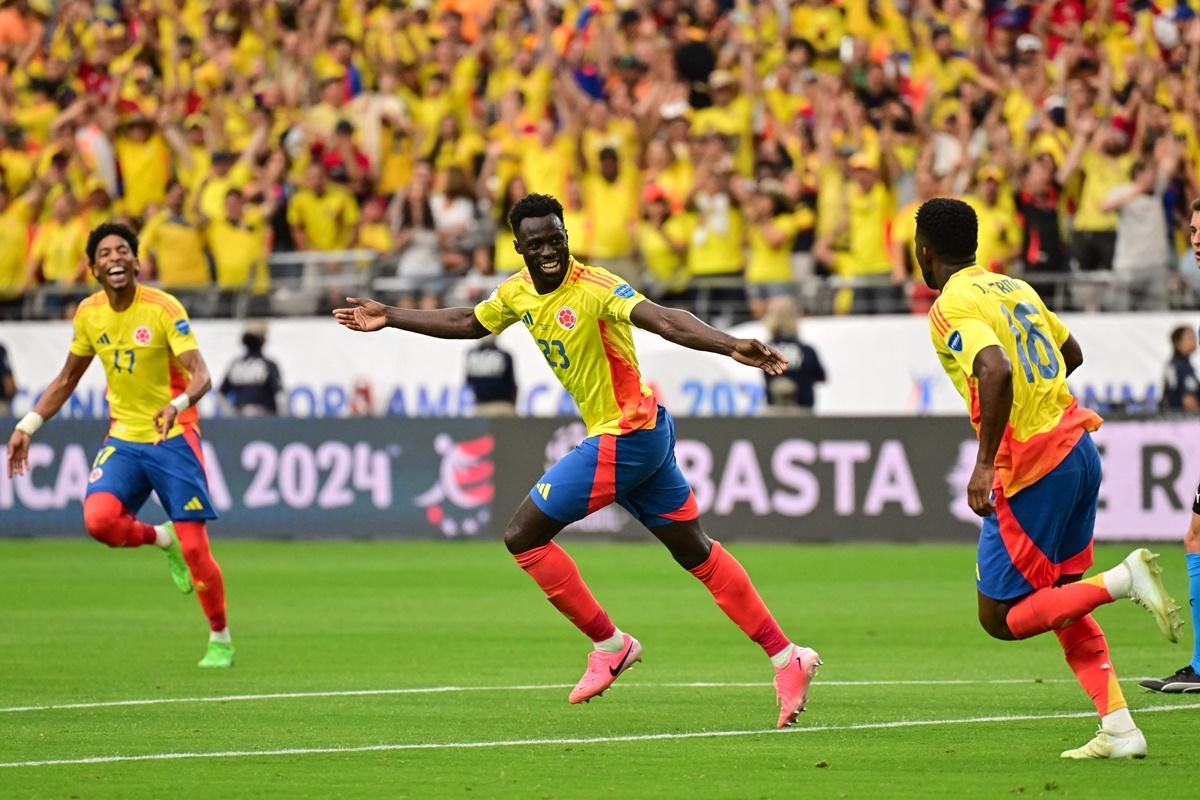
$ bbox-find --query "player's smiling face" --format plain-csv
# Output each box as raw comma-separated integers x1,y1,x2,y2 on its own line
92,234,137,291
515,214,571,287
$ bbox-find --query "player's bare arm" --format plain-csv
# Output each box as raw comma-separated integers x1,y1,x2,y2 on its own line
154,349,212,444
969,345,1014,517
1061,334,1083,377
333,297,490,339
629,301,788,376
6,352,93,478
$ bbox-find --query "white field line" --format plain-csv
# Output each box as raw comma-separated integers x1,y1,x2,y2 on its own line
0,677,1158,715
3,702,1199,769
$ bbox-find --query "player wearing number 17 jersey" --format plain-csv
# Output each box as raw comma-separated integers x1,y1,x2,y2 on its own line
4,223,233,668
916,198,1181,760
335,193,820,728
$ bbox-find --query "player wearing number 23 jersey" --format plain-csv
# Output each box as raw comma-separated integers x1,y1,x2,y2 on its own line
475,259,657,438
335,194,820,728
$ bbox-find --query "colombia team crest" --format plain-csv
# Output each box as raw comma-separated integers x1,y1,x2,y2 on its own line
556,307,577,330
134,326,152,345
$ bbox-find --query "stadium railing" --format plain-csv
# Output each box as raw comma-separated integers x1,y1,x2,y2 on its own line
9,253,1198,321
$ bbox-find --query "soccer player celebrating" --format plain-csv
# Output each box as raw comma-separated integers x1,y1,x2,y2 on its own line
335,193,819,727
5,223,233,668
1142,197,1200,694
916,198,1181,759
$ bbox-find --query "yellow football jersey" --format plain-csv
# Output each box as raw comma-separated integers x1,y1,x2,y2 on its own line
929,267,1102,496
69,286,201,443
474,259,657,437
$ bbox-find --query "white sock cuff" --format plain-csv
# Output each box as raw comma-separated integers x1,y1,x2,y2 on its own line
153,524,172,549
769,643,796,669
1101,562,1132,599
594,629,625,652
209,628,231,644
1101,707,1135,734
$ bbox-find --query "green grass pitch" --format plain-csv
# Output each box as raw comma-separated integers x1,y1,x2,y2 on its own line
0,539,1195,799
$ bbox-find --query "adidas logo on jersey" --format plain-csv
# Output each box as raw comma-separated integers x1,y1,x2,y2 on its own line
98,332,111,345
522,311,535,328
535,482,552,500
183,497,205,511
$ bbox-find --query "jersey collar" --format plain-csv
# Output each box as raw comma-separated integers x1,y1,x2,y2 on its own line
943,265,983,288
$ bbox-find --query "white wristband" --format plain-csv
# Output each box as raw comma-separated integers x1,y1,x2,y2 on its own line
170,394,191,413
15,412,43,436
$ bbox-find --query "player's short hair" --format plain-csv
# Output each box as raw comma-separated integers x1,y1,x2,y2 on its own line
86,222,139,265
915,198,978,264
1171,325,1194,348
508,193,564,236
1192,197,1200,213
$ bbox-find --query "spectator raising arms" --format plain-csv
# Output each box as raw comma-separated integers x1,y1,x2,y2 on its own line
0,1,1196,320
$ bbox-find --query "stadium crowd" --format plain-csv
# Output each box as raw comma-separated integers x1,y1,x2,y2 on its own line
1,0,1199,322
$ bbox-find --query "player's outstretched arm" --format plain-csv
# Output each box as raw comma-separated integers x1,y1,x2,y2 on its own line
332,297,491,340
154,349,212,443
968,345,1015,517
6,352,92,478
630,300,788,376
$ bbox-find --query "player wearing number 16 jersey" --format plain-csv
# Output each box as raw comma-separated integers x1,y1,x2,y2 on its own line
4,223,233,668
916,198,1181,760
335,193,820,728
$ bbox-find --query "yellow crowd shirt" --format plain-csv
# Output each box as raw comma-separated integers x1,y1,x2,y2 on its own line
69,286,202,442
929,267,1101,496
692,95,754,176
582,171,637,259
845,182,893,277
966,197,1022,274
287,187,360,250
206,213,269,291
518,135,573,205
0,197,33,294
684,209,745,276
746,215,798,285
115,135,170,219
30,217,88,283
474,259,657,437
635,218,686,288
1074,151,1134,232
139,212,210,288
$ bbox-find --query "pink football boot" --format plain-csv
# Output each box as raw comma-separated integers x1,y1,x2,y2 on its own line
773,644,822,727
568,633,643,704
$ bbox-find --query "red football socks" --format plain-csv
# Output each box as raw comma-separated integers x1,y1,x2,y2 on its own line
83,492,156,547
514,542,617,642
688,541,791,658
174,521,227,632
1055,615,1127,716
1005,575,1114,639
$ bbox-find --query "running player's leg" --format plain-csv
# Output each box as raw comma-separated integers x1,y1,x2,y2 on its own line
509,435,637,702
83,439,194,591
979,440,1179,643
621,410,818,727
505,494,619,648
144,430,231,666
83,440,157,548
974,436,1169,758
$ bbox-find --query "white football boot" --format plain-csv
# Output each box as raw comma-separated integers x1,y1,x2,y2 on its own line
1061,727,1147,760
